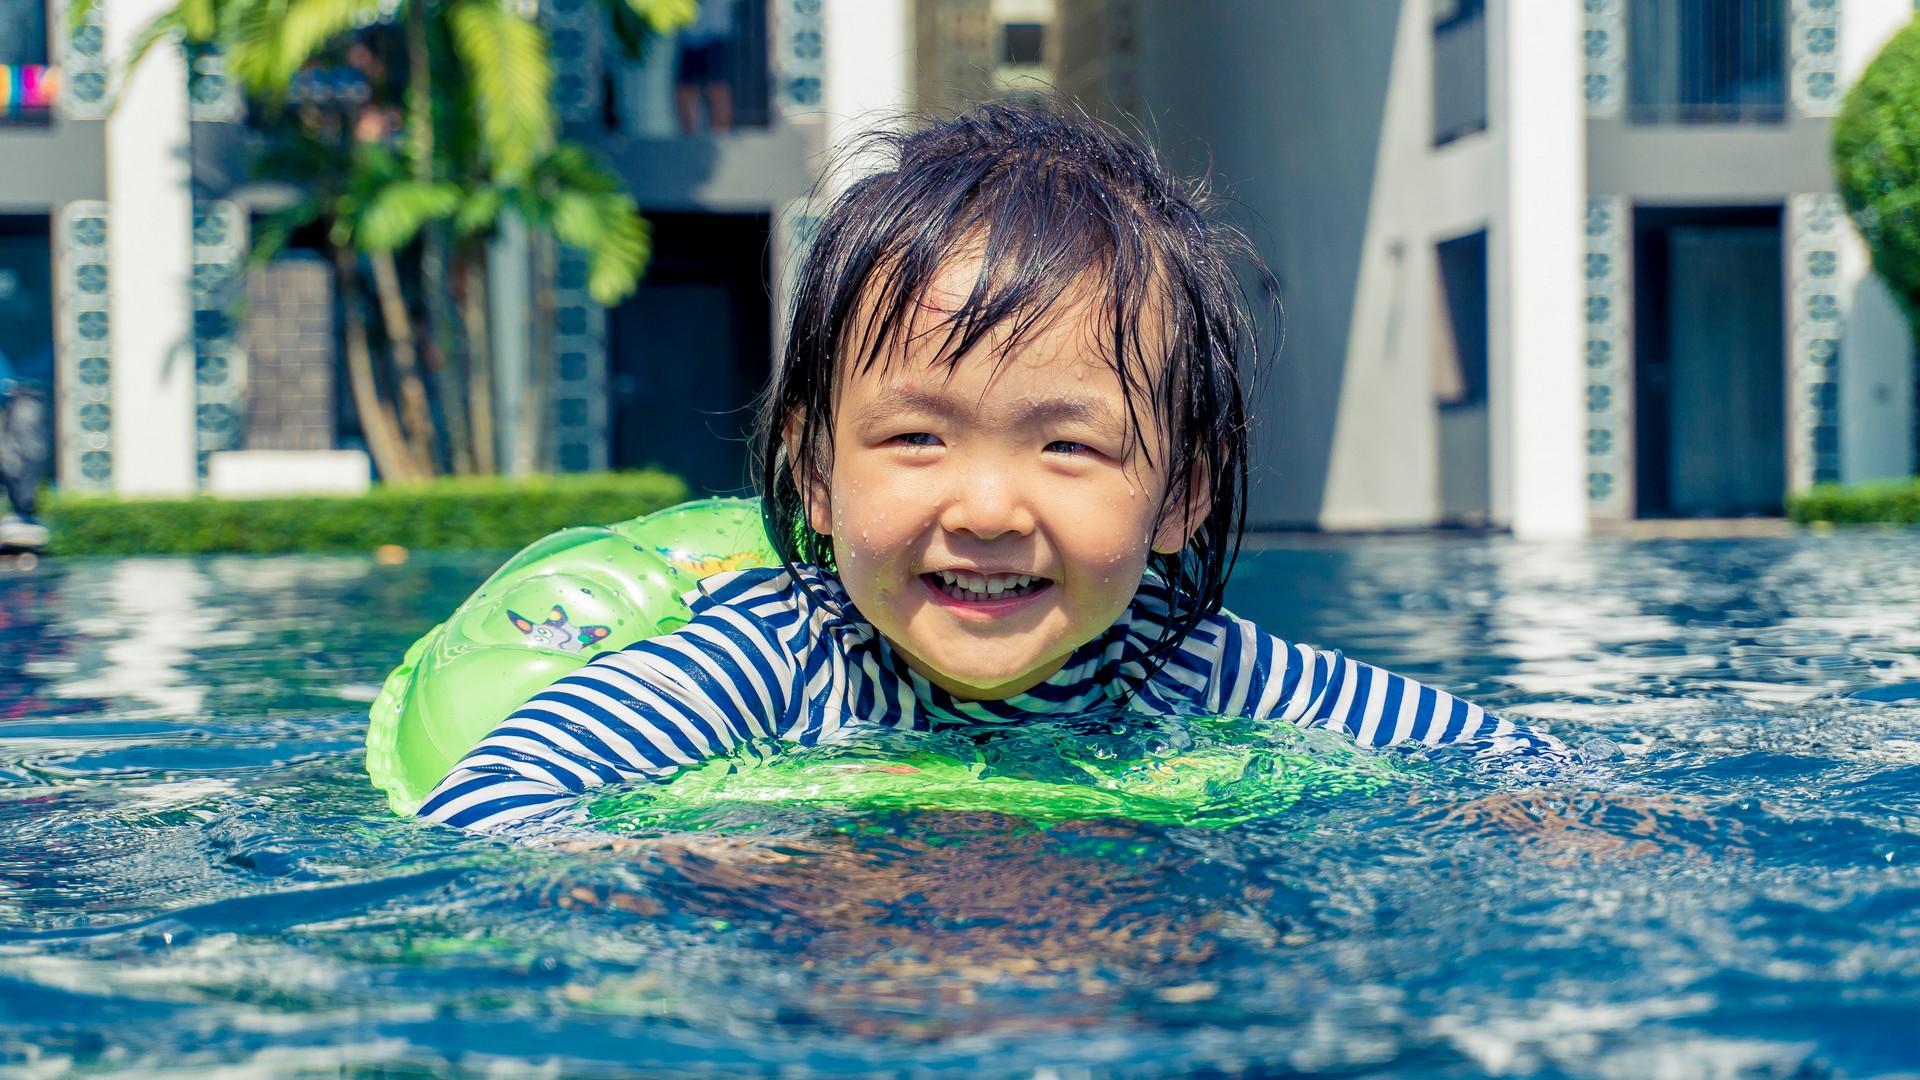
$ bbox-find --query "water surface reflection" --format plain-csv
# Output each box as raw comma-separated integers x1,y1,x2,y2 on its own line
0,531,1916,1077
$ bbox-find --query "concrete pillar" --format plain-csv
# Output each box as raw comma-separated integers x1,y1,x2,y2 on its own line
770,0,912,371
490,212,533,475
1498,0,1587,538
106,0,197,496
822,0,914,151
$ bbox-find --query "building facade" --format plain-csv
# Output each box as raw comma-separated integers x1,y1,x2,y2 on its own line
2,0,1914,534
1056,0,1916,533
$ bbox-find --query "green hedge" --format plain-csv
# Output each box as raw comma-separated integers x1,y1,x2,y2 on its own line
1787,477,1920,524
45,470,691,555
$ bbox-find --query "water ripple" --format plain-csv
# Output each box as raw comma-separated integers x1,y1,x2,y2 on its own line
1,534,1918,1076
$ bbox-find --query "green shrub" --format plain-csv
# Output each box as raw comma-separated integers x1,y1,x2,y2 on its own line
1835,15,1920,332
45,470,691,555
1787,477,1920,524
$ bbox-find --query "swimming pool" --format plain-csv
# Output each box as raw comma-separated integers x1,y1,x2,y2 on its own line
3,530,1918,1077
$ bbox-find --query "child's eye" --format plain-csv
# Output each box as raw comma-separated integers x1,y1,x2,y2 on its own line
1045,440,1093,455
891,432,941,448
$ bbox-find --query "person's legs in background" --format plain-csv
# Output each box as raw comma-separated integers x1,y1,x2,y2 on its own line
0,383,50,550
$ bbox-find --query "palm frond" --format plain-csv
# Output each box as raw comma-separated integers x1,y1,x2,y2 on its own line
357,180,464,252
225,0,378,93
454,184,509,238
248,194,324,263
621,0,698,35
447,0,554,180
548,189,649,305
597,0,696,59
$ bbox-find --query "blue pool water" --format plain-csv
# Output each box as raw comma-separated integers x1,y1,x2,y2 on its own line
3,531,1919,1078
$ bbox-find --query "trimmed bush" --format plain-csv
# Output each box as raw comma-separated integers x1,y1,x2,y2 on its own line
1835,16,1920,332
1787,477,1920,524
45,470,691,555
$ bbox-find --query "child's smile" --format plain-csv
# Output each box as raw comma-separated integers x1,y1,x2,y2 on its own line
798,272,1200,701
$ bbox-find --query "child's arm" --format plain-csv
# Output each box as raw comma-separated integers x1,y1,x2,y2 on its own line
1187,611,1567,758
417,598,799,835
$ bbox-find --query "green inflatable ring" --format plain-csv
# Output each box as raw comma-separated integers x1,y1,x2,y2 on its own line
368,498,1409,825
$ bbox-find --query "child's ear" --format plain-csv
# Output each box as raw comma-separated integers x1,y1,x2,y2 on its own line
1151,466,1213,555
783,411,833,537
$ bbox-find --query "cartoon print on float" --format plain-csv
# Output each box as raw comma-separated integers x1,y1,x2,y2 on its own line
507,606,611,653
654,548,766,580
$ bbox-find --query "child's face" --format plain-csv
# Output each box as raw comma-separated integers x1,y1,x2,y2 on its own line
799,268,1198,700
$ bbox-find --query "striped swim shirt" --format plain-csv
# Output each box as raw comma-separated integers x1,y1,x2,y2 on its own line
419,566,1567,834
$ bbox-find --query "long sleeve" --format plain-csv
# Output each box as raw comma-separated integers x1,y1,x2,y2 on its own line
418,575,804,835
1137,601,1567,759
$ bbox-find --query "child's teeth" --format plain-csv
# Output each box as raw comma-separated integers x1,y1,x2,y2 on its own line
932,570,1045,598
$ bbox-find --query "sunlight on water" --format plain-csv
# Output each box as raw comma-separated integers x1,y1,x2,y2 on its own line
2,532,1919,1077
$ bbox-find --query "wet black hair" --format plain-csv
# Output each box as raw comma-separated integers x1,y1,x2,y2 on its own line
760,99,1272,684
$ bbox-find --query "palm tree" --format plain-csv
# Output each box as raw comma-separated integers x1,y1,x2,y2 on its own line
103,0,693,478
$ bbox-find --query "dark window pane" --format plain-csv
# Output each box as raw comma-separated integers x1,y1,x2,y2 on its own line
1,0,54,124
0,0,48,66
1003,23,1044,66
1433,0,1487,145
1628,0,1785,124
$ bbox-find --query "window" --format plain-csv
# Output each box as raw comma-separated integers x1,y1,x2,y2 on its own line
1002,23,1045,67
1,0,55,124
1628,0,1786,123
1432,0,1486,146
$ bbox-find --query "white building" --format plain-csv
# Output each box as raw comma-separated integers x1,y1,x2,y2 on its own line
2,0,1912,534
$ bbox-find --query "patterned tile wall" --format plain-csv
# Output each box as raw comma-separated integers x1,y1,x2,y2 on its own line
192,201,248,476
773,0,825,116
540,0,607,471
1582,0,1626,118
243,256,337,451
1790,0,1841,117
549,246,608,472
544,0,603,123
1787,194,1845,489
1583,196,1633,519
55,201,112,493
187,47,245,122
55,0,109,120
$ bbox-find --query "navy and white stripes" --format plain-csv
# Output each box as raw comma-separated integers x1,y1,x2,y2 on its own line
418,567,1565,834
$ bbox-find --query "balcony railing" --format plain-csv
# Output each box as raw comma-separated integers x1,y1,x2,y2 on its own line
1628,0,1786,124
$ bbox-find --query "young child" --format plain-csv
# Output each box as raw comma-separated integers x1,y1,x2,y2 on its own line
420,103,1567,835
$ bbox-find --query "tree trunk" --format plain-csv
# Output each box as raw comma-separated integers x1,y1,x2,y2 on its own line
368,249,439,476
401,0,475,474
424,224,474,475
333,248,419,484
459,243,498,474
515,229,557,474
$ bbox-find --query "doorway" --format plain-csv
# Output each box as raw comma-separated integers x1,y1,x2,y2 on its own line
606,212,772,495
1633,206,1785,517
1434,229,1490,525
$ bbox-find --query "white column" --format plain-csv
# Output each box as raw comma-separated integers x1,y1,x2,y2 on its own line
490,212,533,475
1500,0,1587,538
106,0,197,496
821,0,913,152
774,0,911,369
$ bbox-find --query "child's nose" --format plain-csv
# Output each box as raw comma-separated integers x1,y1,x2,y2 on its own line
938,469,1035,540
